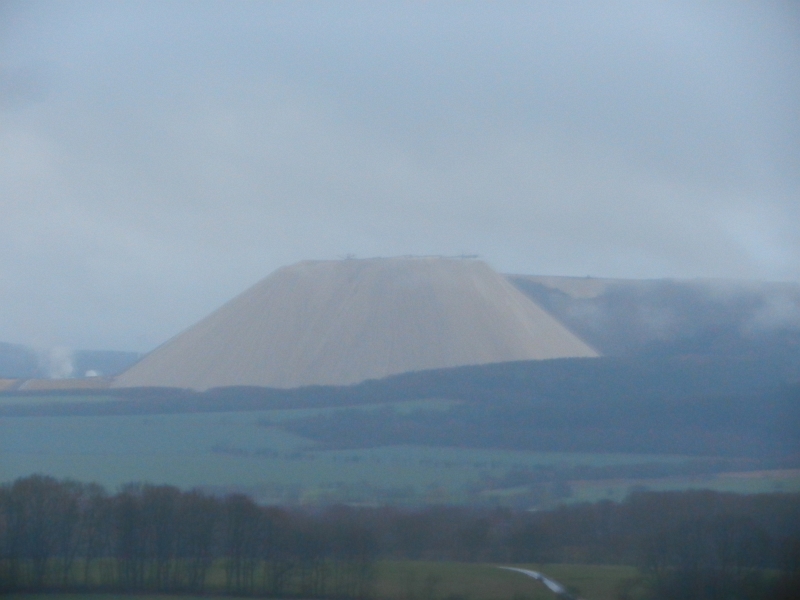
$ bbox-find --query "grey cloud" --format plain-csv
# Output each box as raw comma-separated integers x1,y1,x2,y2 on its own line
746,292,800,333
0,1,798,351
0,65,49,110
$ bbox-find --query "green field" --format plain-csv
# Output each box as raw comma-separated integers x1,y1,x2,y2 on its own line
4,597,200,600
376,562,557,600
375,562,640,600
3,597,219,600
1,561,642,600
0,394,118,407
2,398,797,505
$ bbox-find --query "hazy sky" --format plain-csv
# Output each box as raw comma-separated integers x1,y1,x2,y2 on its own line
1,1,799,351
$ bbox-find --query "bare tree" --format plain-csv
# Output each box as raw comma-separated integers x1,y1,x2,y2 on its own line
176,489,219,591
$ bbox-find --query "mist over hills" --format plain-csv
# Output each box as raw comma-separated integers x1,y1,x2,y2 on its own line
110,258,800,391
510,275,800,359
2,259,799,392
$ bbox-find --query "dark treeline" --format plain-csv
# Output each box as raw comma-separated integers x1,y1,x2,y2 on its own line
1,476,799,599
275,383,800,462
0,476,376,597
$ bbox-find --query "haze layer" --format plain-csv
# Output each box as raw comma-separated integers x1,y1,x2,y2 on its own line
114,257,597,390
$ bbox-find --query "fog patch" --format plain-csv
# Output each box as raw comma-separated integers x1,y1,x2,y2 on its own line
510,275,800,357
744,292,800,334
564,301,606,332
633,304,680,342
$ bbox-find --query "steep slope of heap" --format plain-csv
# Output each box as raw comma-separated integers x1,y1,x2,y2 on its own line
114,257,598,390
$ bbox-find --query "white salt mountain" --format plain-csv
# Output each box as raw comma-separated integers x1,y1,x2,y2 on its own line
114,257,598,390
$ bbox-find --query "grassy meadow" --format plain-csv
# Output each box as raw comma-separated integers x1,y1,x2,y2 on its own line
374,561,640,600
0,561,643,600
1,396,797,506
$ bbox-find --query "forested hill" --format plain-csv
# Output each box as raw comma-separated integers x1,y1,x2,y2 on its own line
276,382,800,462
3,352,799,415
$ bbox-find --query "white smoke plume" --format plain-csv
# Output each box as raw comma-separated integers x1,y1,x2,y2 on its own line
37,346,75,379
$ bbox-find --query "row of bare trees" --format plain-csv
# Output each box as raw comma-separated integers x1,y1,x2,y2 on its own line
0,476,376,596
2,476,799,599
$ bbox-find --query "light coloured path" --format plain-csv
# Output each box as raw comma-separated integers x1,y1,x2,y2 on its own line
498,566,580,598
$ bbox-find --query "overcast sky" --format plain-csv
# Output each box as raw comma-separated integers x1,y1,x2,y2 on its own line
1,1,799,351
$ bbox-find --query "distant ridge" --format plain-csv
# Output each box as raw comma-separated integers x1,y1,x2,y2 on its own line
114,257,598,390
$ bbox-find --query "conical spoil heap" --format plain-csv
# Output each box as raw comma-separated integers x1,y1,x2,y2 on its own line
114,257,598,390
